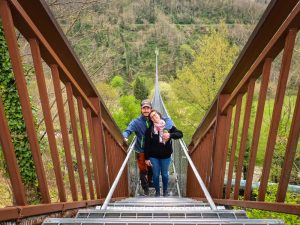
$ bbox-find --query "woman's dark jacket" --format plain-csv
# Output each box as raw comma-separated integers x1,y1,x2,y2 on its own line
144,125,183,160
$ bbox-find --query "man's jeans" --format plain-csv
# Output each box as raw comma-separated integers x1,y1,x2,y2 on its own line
149,157,171,194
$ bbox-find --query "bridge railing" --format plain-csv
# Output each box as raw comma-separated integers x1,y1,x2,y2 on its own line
187,0,300,215
0,0,128,222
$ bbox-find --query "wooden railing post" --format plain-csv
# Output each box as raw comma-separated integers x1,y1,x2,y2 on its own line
209,94,229,198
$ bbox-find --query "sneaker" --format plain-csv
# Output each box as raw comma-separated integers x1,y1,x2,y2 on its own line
144,189,149,196
155,192,160,197
163,191,168,197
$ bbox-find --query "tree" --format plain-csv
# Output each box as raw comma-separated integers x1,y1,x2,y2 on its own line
134,77,149,101
111,75,124,89
169,24,239,141
113,95,140,132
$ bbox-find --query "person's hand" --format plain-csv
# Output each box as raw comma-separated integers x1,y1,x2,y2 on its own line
124,138,128,143
162,132,170,142
145,160,152,167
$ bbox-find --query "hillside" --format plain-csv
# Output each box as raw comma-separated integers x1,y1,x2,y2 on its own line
46,0,269,140
46,0,268,83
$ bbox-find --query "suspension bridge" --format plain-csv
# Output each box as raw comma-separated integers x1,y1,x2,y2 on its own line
0,0,299,224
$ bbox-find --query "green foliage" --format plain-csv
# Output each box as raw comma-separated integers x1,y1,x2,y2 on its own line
135,0,156,24
133,76,149,101
246,186,300,224
168,25,239,142
178,44,195,66
49,0,267,91
95,82,119,112
0,24,41,203
112,95,140,132
157,0,265,25
111,75,125,89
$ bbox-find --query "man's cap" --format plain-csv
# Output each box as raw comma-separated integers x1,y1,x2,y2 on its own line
141,99,152,108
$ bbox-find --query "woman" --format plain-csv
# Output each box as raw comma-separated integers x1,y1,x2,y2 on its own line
144,110,183,197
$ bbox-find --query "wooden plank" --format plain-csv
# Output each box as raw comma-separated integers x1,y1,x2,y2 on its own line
244,59,272,200
259,29,297,201
233,79,255,199
0,0,50,203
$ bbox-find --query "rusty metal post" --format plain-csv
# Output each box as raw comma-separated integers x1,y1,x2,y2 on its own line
186,164,193,196
90,97,110,197
233,79,255,200
225,94,243,199
0,96,27,205
0,0,50,203
244,59,272,200
51,65,78,201
205,129,214,188
30,38,66,202
277,85,300,202
210,94,229,198
86,108,101,199
77,97,95,200
66,82,87,200
104,130,114,197
259,29,297,201
219,105,233,198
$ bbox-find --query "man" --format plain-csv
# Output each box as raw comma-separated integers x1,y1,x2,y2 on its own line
123,99,173,196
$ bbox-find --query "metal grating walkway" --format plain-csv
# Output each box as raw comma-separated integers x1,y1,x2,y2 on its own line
43,197,285,225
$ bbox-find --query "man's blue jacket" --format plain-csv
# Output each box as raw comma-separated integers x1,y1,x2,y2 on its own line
122,115,173,153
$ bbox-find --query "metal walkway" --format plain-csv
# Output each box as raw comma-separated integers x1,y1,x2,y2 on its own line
43,197,284,225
